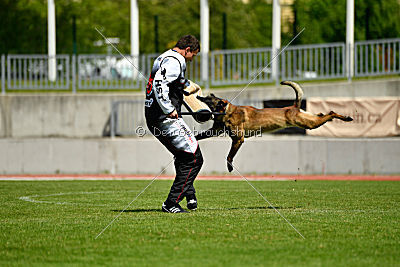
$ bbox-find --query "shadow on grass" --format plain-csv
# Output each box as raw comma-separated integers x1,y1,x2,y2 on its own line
111,209,160,213
111,206,298,213
207,206,284,210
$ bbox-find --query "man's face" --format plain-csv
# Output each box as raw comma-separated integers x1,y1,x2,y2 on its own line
184,48,199,62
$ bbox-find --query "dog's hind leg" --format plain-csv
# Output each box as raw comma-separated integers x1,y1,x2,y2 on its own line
327,111,353,122
294,111,353,129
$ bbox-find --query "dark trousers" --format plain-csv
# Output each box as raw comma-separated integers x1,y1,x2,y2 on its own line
147,118,204,204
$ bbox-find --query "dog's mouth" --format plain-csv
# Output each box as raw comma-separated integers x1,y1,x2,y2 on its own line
216,101,228,113
196,95,216,111
196,95,228,113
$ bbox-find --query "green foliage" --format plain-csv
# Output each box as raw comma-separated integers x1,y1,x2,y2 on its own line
293,0,400,44
0,0,399,54
0,0,47,54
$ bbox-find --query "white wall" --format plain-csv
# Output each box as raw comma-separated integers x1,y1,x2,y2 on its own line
0,136,399,175
1,79,399,138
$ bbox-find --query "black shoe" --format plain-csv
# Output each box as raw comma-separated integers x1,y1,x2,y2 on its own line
186,194,198,211
162,202,188,213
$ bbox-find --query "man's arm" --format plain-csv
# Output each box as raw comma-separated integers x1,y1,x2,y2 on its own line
153,57,181,118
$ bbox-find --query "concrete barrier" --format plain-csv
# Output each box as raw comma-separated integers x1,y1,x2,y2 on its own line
0,136,399,175
0,79,399,175
216,78,400,100
0,78,399,138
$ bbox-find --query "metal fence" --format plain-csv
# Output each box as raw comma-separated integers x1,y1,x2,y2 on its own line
280,43,346,80
77,54,143,90
210,47,273,86
111,100,146,137
76,53,203,92
1,38,399,94
6,54,70,90
355,38,400,77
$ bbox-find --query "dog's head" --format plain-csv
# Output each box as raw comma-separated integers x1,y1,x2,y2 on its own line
196,93,229,113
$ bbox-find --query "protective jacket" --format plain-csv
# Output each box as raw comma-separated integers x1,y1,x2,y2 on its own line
145,49,188,122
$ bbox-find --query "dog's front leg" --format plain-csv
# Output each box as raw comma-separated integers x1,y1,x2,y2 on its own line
226,133,244,172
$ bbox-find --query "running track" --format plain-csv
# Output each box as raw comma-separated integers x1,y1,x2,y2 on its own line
0,174,399,181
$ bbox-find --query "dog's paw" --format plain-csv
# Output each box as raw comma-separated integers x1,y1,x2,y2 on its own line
227,161,233,172
344,116,353,122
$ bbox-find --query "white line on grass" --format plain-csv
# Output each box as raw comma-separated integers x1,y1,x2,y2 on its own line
95,158,174,239
18,192,392,215
19,191,139,207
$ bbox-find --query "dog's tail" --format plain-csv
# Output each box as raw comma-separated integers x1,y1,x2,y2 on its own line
280,81,303,108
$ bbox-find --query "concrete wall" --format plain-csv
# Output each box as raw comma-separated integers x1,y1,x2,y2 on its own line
0,78,399,138
0,78,399,175
0,94,141,138
216,78,400,100
0,136,399,175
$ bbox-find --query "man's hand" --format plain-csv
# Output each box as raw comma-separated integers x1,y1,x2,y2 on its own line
168,110,178,119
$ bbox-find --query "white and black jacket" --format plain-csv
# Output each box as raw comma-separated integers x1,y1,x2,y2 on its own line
145,49,188,122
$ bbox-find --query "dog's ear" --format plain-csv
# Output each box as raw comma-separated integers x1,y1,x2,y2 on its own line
216,100,228,112
210,93,215,97
218,100,228,107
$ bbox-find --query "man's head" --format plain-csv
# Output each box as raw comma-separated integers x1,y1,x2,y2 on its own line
174,35,200,62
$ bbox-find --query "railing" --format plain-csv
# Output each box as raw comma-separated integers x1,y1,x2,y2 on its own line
111,100,146,137
355,38,400,77
77,54,143,90
210,48,273,86
280,43,346,80
1,38,399,94
76,53,204,92
6,54,70,90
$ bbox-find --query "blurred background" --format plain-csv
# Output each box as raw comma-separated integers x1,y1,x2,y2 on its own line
0,0,399,176
1,0,400,54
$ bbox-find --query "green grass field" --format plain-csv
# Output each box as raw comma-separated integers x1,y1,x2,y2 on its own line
0,180,399,266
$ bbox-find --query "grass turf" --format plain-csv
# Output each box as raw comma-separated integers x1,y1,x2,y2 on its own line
0,180,399,266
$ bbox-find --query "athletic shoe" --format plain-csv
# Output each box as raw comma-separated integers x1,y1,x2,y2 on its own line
186,194,198,211
162,202,188,213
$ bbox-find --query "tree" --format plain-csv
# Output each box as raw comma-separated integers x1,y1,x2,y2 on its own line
0,0,399,54
292,0,400,44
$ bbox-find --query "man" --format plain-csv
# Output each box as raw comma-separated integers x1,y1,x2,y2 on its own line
145,35,203,213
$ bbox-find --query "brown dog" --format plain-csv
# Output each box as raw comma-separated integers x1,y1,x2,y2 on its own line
196,81,353,172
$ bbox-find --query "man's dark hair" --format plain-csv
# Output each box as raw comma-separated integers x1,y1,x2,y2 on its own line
174,35,200,52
